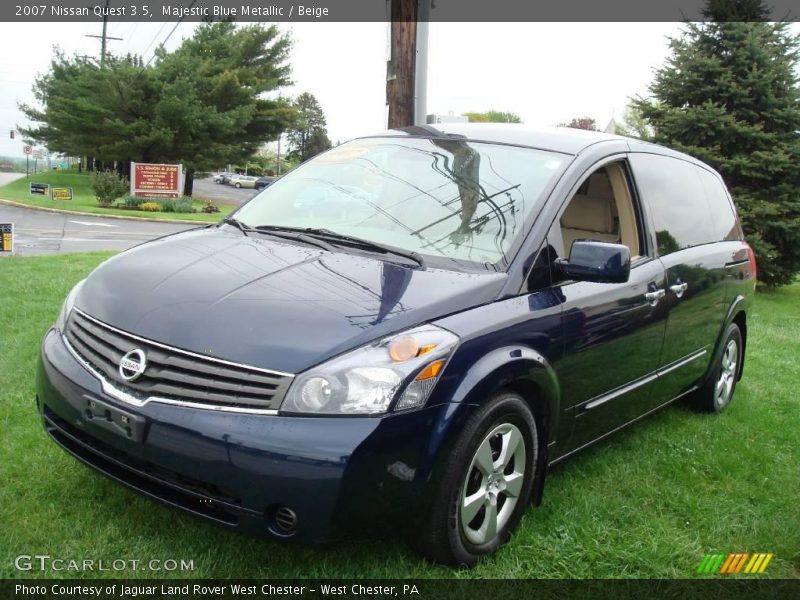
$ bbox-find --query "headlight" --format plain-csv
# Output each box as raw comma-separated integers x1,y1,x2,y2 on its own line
54,279,85,331
281,325,459,415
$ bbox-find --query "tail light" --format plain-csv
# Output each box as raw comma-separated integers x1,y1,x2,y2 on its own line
744,241,757,283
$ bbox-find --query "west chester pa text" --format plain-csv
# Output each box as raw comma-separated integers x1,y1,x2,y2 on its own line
15,584,420,597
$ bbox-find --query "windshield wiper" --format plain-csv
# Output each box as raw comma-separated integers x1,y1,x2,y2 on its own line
221,217,251,236
222,218,332,251
255,225,426,269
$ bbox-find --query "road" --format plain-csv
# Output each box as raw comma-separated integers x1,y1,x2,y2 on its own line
0,203,197,256
0,173,253,256
193,176,258,206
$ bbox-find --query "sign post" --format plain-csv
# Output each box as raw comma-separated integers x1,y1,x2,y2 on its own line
23,145,31,177
130,162,183,199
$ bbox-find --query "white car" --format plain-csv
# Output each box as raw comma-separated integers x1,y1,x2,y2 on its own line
228,175,258,189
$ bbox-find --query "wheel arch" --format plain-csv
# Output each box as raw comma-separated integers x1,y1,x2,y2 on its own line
712,294,747,382
442,345,561,506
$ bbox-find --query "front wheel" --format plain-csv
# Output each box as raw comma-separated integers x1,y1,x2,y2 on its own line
692,323,742,413
234,183,241,188
412,392,538,566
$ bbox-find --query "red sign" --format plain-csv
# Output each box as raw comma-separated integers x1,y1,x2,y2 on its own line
131,162,182,199
23,145,32,155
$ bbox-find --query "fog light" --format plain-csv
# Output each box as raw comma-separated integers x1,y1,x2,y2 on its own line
267,505,297,536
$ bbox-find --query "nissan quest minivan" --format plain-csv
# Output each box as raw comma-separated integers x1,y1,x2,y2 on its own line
37,124,756,566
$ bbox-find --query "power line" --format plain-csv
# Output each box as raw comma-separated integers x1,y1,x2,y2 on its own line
140,21,170,61
142,0,197,66
85,0,123,66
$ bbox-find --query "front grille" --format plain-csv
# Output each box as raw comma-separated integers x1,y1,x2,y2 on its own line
64,309,292,411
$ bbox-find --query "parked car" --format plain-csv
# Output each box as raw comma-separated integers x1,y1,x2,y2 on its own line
255,176,277,191
213,172,234,184
37,124,755,566
228,174,258,189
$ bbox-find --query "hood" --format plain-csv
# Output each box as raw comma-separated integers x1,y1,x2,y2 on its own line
75,227,507,373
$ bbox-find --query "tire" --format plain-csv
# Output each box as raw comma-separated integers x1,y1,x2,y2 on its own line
412,391,538,566
235,183,241,188
692,323,743,413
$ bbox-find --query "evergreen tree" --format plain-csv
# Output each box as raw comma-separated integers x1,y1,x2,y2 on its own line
21,22,296,196
634,0,800,286
614,104,653,140
153,22,296,195
286,92,331,163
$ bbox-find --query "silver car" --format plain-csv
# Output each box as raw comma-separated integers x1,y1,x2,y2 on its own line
229,175,259,189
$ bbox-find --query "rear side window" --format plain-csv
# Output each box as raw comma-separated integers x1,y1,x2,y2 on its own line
629,153,716,255
695,167,742,241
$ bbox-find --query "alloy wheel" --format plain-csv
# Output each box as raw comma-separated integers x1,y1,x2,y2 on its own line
460,422,527,546
714,338,739,408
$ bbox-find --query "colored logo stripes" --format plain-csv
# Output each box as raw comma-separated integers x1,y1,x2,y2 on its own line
697,553,773,574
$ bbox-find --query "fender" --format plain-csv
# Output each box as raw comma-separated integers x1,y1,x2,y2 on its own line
449,346,561,437
706,294,748,382
415,345,562,510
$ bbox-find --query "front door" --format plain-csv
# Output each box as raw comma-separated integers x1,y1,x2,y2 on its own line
557,259,668,450
544,159,669,452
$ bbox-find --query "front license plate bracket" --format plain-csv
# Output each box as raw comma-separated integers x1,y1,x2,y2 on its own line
82,396,145,442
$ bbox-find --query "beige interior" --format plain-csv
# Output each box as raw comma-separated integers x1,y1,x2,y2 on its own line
559,163,640,259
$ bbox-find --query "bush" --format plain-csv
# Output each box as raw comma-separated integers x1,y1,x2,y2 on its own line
159,196,194,213
121,194,145,208
139,202,160,212
91,170,129,208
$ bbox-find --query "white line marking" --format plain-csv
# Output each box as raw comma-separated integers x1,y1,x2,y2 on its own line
69,220,119,228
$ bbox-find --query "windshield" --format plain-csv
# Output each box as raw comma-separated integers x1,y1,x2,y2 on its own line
234,137,567,268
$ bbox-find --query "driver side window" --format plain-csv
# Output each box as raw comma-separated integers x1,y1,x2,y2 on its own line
525,160,643,292
550,161,642,263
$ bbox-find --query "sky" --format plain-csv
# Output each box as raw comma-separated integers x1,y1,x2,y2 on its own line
0,21,702,158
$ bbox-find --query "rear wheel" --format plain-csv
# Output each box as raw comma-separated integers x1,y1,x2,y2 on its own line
412,392,538,566
693,323,742,413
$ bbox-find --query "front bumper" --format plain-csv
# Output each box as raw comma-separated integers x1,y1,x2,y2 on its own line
36,328,463,542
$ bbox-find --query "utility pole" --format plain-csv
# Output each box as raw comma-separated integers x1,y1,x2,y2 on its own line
85,0,123,67
277,136,282,175
386,0,428,128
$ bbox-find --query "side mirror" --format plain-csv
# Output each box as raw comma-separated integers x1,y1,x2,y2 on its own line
557,240,631,284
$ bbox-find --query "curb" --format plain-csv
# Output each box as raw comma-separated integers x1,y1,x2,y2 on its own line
0,197,216,225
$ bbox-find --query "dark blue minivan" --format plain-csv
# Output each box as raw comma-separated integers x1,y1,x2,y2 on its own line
37,124,756,565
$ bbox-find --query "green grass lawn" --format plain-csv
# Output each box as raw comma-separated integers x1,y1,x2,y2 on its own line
0,170,235,222
1,253,798,579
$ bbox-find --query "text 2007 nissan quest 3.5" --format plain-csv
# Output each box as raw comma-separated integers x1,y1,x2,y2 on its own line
37,124,755,566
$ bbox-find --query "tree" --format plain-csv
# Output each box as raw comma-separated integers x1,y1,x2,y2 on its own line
463,110,522,123
559,116,597,130
152,22,296,195
286,92,331,163
21,22,296,196
20,53,161,172
613,104,653,140
634,0,800,287
254,144,298,176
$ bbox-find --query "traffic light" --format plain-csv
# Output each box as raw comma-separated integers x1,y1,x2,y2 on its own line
9,130,14,139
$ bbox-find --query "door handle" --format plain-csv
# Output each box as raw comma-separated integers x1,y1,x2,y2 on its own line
644,289,666,305
670,282,689,298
